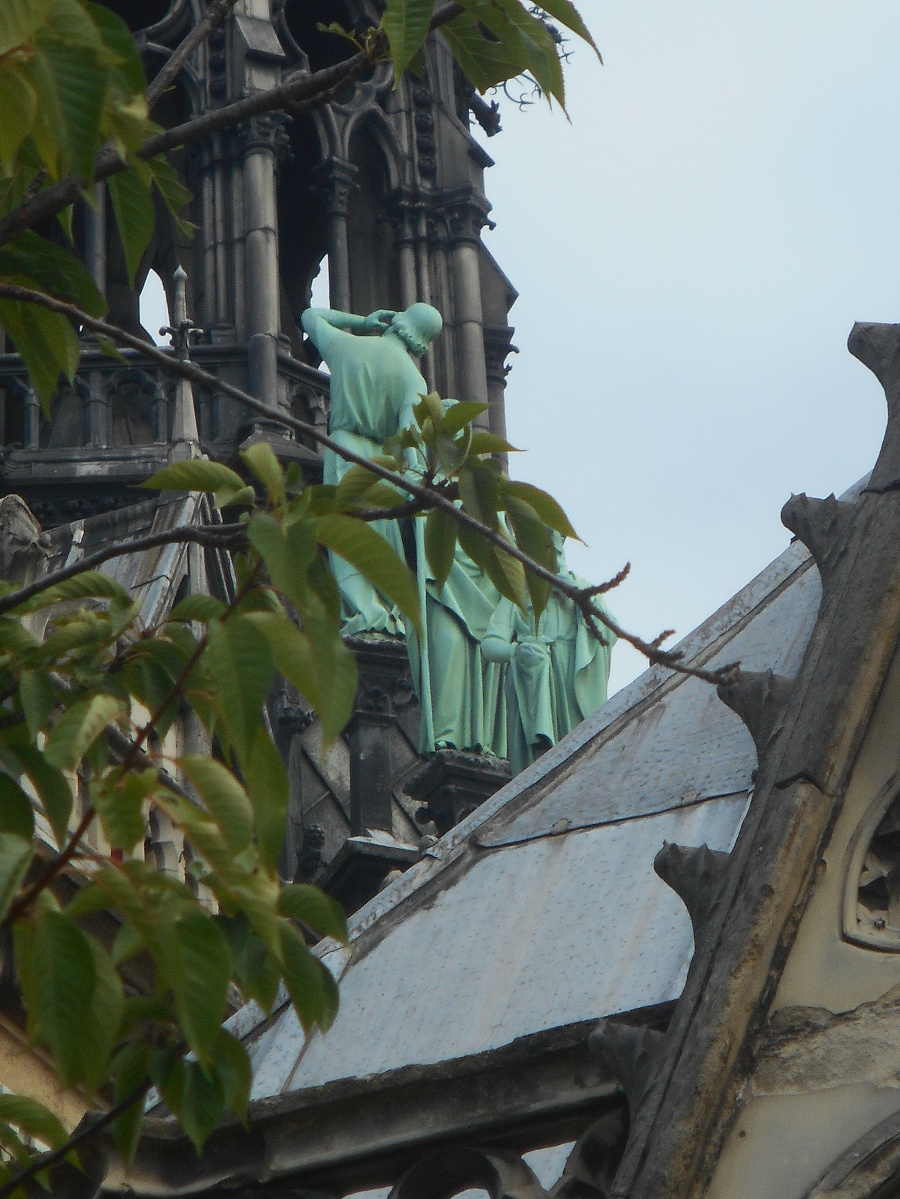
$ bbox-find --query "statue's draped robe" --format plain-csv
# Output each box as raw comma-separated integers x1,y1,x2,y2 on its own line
317,327,427,635
485,583,615,774
406,548,507,756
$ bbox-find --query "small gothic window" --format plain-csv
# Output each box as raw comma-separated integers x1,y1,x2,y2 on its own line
843,778,900,950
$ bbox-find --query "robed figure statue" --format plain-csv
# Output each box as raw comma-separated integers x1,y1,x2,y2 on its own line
301,303,442,636
406,531,508,758
482,536,616,774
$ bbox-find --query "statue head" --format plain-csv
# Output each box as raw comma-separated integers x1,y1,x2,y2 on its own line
390,303,443,357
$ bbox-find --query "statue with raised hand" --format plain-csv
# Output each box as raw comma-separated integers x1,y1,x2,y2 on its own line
301,302,443,636
482,535,616,774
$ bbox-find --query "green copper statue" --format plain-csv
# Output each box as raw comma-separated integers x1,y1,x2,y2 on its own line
406,532,508,758
301,303,443,636
482,536,616,774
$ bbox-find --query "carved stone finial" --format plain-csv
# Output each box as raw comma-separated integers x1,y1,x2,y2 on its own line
654,842,730,941
716,669,793,759
780,493,853,587
588,1020,664,1117
848,321,900,490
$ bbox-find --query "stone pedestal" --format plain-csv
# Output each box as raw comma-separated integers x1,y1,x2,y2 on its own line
405,749,511,836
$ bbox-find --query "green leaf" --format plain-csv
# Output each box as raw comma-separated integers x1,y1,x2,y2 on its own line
333,464,379,513
158,1056,224,1155
0,297,78,410
382,0,434,79
12,568,130,613
442,6,532,93
247,611,318,702
424,507,457,592
246,512,317,610
315,514,421,633
240,442,285,507
501,479,579,540
440,400,489,436
108,169,155,286
242,728,288,873
218,913,280,1012
211,1030,252,1125
179,756,254,853
279,920,339,1033
159,907,231,1067
0,775,34,840
467,430,519,456
19,670,55,740
504,495,555,622
141,458,244,495
92,770,155,853
169,594,226,623
38,38,106,182
31,912,122,1093
0,1094,68,1151
13,746,72,847
0,833,32,923
457,463,500,528
204,616,274,762
44,692,125,770
109,1041,150,1164
0,0,49,56
535,0,601,58
0,231,106,317
85,1,146,94
278,884,347,943
0,67,37,173
147,154,193,236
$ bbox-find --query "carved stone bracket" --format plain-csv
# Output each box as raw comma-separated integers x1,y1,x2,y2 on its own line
653,841,731,943
847,321,900,491
405,748,511,835
550,1110,629,1199
716,669,794,760
588,1021,664,1119
311,157,360,218
781,493,855,591
389,1146,547,1199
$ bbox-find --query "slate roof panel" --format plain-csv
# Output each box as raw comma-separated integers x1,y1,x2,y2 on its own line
239,533,826,1102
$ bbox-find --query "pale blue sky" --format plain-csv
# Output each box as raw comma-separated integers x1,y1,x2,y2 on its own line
482,0,900,691
141,2,900,694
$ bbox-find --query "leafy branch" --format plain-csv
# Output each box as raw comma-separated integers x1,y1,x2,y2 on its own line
0,279,736,687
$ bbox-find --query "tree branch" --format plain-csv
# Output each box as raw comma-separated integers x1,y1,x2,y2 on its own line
0,0,473,249
0,281,739,687
0,1081,151,1199
0,50,372,248
0,523,245,617
145,0,242,111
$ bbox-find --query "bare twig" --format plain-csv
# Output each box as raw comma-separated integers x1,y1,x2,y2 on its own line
0,1081,151,1199
0,523,245,618
145,0,242,110
586,561,631,595
0,281,738,687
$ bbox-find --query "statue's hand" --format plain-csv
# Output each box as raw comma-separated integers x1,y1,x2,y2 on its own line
364,309,397,331
516,641,547,667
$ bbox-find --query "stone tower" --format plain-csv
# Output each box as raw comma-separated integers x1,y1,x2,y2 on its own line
0,0,520,907
0,0,517,527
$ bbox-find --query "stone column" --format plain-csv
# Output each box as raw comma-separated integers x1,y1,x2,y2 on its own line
83,181,106,295
447,195,492,419
242,115,289,403
313,158,358,314
482,324,517,446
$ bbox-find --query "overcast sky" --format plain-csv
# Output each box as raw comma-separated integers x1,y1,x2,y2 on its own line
481,0,900,693
141,2,900,696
